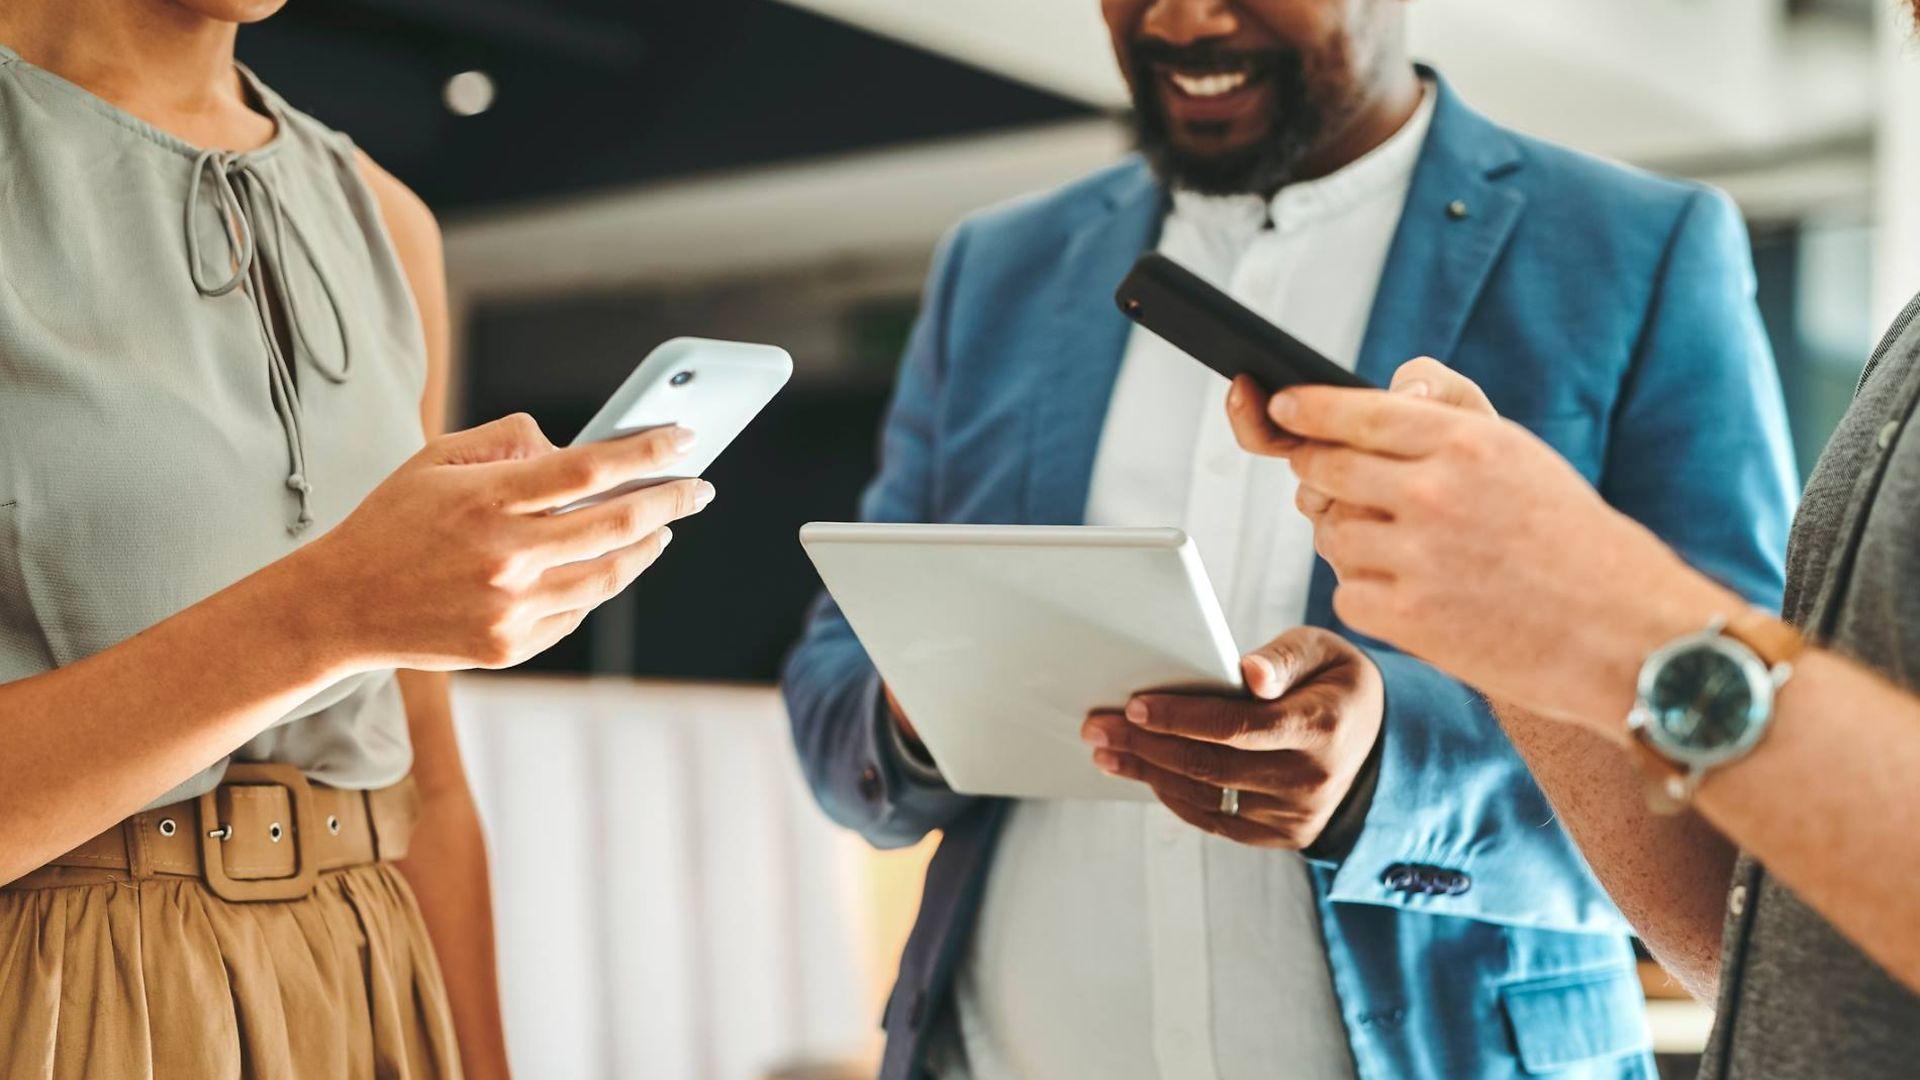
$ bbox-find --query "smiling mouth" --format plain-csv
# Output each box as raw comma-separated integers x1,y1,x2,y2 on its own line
1159,62,1265,100
1167,68,1252,99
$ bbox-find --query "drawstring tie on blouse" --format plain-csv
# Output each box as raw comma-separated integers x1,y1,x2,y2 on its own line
185,148,354,534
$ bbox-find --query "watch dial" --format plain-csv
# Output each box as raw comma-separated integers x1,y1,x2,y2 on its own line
1648,646,1756,752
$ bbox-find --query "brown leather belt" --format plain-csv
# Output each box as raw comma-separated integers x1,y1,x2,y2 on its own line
5,763,419,903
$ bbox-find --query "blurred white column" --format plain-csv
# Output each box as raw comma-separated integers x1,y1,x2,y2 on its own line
453,677,875,1080
1878,6,1920,327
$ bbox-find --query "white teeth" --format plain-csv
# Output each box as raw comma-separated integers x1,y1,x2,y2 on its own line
1169,70,1251,98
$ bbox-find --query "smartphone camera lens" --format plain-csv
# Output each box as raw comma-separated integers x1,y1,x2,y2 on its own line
670,370,695,387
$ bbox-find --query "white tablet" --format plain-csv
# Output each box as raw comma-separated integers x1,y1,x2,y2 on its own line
799,523,1243,801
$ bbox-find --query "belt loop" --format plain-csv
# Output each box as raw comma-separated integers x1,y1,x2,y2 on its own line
121,815,153,880
370,776,420,863
357,789,380,860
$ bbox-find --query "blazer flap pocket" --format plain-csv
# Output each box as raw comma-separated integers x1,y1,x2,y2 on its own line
1500,965,1650,1074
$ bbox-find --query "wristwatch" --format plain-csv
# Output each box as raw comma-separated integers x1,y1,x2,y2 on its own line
1626,609,1804,814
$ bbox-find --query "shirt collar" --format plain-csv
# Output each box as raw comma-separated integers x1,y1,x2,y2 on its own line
1170,80,1436,237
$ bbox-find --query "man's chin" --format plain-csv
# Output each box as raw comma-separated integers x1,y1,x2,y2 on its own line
1130,102,1318,197
1145,144,1285,198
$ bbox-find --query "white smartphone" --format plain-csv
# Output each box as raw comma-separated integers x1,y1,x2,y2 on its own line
563,337,793,509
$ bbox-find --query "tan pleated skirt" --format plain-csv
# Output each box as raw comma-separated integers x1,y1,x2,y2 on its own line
0,864,462,1080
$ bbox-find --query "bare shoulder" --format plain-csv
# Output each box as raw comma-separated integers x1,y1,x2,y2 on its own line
352,149,442,267
351,148,451,430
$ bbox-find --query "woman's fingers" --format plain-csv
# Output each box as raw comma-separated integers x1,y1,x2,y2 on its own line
529,478,713,563
427,412,557,466
491,425,698,512
509,609,593,669
528,528,675,617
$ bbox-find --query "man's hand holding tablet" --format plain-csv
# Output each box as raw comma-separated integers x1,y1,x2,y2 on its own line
801,524,1245,802
1080,626,1384,850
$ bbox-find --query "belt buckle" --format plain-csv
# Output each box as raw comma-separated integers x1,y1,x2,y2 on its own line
197,762,320,903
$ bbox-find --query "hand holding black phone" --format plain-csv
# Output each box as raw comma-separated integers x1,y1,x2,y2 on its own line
1114,253,1376,391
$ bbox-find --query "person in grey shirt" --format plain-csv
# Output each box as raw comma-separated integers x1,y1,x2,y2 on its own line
1215,7,1920,1063
1222,276,1920,1070
1233,317,1920,1078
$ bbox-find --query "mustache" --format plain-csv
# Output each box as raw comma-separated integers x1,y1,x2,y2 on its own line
1129,38,1293,75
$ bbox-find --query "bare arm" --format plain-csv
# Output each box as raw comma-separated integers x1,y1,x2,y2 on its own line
0,2,711,896
0,554,360,884
0,317,713,889
358,148,512,1078
397,672,511,1078
1234,361,1744,997
1676,649,1920,993
1493,703,1737,999
1266,372,1920,995
1502,629,1920,999
0,428,709,887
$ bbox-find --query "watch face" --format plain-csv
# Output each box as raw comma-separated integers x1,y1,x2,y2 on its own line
1644,641,1764,757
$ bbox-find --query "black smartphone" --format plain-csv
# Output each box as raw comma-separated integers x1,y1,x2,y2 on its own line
1114,253,1376,391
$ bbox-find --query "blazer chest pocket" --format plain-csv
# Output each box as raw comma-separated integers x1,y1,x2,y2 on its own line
1499,964,1651,1075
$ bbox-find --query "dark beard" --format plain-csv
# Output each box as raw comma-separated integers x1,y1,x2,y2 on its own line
1126,40,1324,198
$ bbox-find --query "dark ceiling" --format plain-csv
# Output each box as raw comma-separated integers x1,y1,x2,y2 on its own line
237,0,1097,214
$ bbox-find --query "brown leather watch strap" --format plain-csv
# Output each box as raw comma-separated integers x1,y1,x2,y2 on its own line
1628,608,1802,814
1722,607,1806,669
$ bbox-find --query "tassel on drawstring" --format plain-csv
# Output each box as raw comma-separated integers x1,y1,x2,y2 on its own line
185,148,353,534
286,474,315,534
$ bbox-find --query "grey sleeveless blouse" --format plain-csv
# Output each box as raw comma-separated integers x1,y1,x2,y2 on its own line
0,46,426,807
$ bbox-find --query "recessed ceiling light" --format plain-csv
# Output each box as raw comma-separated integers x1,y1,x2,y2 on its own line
443,70,496,117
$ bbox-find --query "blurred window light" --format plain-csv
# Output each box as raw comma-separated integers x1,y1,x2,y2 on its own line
443,70,497,117
1797,216,1875,367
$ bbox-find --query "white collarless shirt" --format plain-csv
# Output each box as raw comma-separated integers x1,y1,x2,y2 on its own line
939,87,1435,1080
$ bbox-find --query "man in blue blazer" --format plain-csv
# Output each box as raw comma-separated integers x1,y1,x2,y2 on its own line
784,2,1797,1076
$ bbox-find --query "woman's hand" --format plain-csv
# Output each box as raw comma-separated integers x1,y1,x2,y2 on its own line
297,414,714,674
1237,361,1734,728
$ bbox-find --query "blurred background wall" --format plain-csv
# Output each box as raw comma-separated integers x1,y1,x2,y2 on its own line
228,1,1918,1076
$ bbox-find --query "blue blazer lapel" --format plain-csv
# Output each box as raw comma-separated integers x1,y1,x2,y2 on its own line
1312,73,1529,629
1352,70,1527,387
1025,162,1166,525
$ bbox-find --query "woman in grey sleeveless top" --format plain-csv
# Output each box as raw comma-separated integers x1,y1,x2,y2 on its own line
0,3,716,1076
1230,28,1920,1069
